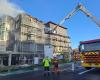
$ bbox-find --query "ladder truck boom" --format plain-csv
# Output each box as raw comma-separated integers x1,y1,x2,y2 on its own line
79,4,100,27
52,3,100,32
53,5,79,31
59,5,79,25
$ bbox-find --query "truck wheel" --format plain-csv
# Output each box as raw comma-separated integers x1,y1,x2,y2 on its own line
85,67,91,70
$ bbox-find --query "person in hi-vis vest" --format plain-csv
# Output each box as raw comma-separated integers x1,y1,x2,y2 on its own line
42,56,51,76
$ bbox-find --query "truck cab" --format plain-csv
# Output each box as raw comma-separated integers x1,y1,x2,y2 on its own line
79,39,100,69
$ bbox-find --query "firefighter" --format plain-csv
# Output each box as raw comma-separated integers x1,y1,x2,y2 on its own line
42,56,51,76
52,56,60,75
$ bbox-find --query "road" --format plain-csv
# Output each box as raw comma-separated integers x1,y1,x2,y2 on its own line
0,62,100,80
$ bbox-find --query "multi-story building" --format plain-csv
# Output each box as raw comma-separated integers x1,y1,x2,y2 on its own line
14,13,45,65
45,21,71,60
0,13,71,66
0,16,15,66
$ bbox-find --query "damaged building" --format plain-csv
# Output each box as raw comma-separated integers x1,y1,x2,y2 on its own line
0,16,15,66
0,13,71,66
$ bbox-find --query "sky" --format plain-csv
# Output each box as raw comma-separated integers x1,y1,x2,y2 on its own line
11,0,100,48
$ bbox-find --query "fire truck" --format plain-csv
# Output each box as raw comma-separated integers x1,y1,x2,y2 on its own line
79,39,100,69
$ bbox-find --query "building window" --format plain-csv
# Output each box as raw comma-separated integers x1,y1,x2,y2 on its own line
0,24,5,40
16,20,20,29
44,26,50,33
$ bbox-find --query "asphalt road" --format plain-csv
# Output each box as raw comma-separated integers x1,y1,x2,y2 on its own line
0,63,100,80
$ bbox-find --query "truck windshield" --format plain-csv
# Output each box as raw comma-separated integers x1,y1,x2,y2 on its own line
80,42,100,52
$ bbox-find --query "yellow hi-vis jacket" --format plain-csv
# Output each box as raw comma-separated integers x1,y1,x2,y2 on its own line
42,58,51,67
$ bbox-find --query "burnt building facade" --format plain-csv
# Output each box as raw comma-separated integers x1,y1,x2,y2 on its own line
0,13,71,66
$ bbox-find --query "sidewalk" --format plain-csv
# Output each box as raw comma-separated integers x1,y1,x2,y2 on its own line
0,62,73,77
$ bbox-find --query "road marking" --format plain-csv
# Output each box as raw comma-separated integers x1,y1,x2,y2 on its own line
78,68,95,75
60,68,69,72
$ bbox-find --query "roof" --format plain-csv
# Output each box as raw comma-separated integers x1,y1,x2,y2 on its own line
46,21,67,29
18,13,45,24
80,39,100,44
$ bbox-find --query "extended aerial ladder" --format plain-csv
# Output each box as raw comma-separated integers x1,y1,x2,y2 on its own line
52,3,100,33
